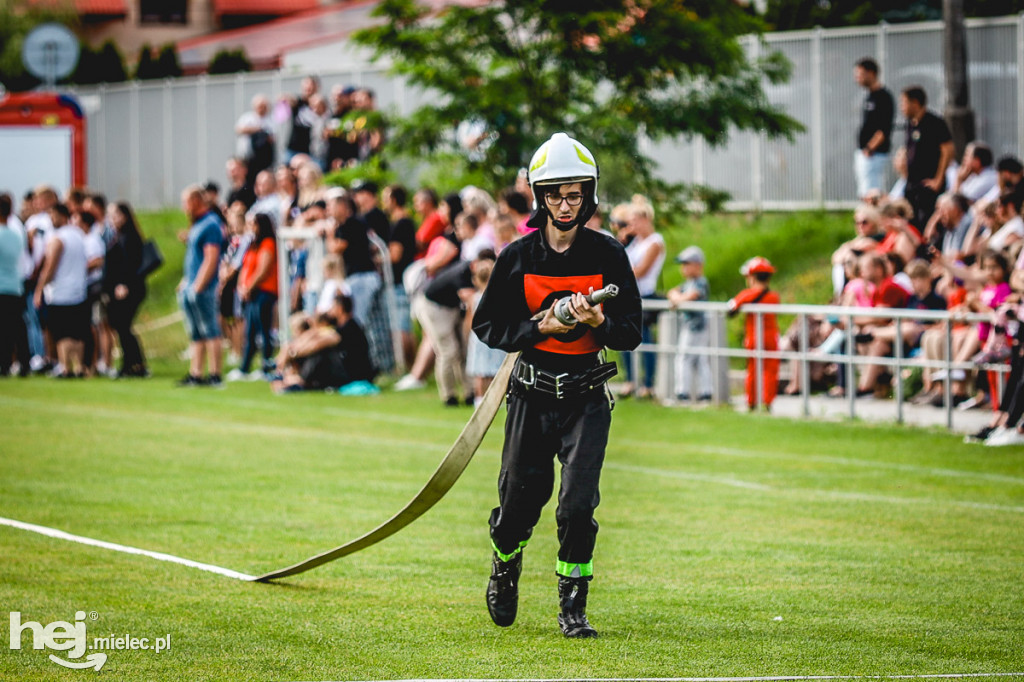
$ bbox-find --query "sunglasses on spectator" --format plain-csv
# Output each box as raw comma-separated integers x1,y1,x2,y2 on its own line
545,192,584,207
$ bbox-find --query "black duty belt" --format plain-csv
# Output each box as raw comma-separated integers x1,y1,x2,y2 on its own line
511,359,618,399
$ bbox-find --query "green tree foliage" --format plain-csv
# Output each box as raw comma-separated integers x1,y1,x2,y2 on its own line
0,1,77,92
763,0,1024,31
135,43,182,80
71,40,127,85
155,43,182,79
134,43,158,80
353,0,802,198
207,48,252,75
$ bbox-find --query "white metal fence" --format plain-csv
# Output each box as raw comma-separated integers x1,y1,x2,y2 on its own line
70,14,1024,210
643,299,1013,432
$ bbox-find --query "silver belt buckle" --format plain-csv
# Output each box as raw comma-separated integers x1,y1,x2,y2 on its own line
518,362,536,388
553,372,569,399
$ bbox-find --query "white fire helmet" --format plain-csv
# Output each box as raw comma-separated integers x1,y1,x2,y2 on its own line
526,133,600,229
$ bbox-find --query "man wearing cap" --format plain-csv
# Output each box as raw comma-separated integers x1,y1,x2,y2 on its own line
667,246,713,402
728,257,780,410
472,132,642,638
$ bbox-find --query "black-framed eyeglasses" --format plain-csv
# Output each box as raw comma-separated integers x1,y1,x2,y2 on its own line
544,192,584,207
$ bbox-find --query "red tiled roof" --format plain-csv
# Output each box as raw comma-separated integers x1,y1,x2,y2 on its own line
213,0,319,15
74,0,127,15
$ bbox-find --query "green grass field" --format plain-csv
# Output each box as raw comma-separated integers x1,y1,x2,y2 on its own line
1,372,1022,681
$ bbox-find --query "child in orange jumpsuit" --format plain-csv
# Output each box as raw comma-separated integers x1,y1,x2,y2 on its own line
728,257,780,410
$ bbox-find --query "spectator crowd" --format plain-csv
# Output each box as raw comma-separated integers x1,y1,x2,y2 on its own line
4,63,1024,446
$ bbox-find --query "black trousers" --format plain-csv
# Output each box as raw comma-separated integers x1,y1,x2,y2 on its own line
489,384,611,570
107,286,146,371
0,293,30,374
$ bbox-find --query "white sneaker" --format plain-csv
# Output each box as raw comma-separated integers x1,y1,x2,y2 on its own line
226,368,247,382
394,374,426,391
247,370,267,382
29,355,46,372
985,427,1024,447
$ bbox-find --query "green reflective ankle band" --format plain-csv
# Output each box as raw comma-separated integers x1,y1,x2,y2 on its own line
492,539,528,563
556,560,593,578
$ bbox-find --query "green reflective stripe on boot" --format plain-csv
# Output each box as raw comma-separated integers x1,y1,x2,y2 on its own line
556,560,593,578
491,539,528,563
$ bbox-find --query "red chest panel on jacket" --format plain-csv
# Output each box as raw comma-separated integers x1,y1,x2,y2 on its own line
524,273,604,354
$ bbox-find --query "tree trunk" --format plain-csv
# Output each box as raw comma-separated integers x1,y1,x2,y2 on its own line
944,0,975,160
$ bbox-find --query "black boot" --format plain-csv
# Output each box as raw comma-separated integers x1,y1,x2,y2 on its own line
486,551,522,627
557,576,598,638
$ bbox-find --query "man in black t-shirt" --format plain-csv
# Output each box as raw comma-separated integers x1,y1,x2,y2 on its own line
901,85,954,229
854,58,894,200
272,293,375,392
384,184,418,365
352,180,391,242
282,76,319,162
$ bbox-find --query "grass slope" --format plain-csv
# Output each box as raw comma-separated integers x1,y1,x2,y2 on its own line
0,375,1022,681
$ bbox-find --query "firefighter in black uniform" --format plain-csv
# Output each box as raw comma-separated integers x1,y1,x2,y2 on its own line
472,132,642,638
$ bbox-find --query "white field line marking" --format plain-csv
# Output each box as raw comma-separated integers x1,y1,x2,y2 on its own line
373,675,1024,682
607,463,773,491
135,310,184,333
607,462,1024,514
0,517,256,582
618,439,1024,487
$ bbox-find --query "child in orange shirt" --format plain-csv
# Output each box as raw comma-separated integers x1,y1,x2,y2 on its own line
728,257,781,410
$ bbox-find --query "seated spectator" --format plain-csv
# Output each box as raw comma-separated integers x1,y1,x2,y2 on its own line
888,147,908,199
271,293,375,392
877,198,922,265
923,193,972,262
316,255,350,314
983,191,1024,255
851,252,907,396
953,142,998,204
857,259,945,397
981,155,1024,203
831,204,884,299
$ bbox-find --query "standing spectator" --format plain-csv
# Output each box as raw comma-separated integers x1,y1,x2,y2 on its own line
421,253,484,406
728,257,781,410
177,185,225,387
498,187,531,236
413,188,445,255
225,158,255,212
308,93,330,170
326,85,357,170
219,203,249,365
295,163,323,213
667,246,712,402
384,184,417,367
24,186,57,370
324,190,379,324
0,194,29,376
282,76,320,163
248,170,282,228
464,257,505,405
77,210,105,375
275,165,299,228
34,203,88,378
229,213,278,381
352,180,390,242
103,202,148,378
953,142,998,204
620,198,665,399
901,85,954,229
854,57,895,201
235,94,275,185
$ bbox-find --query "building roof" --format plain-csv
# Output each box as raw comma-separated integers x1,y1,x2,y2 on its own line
213,0,319,16
176,0,483,73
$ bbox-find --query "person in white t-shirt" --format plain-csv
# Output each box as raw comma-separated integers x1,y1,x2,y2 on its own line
621,197,666,398
984,191,1024,254
235,94,275,184
954,142,999,205
34,203,89,377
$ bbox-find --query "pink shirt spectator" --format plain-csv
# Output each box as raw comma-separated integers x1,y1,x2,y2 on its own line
978,281,1012,342
842,277,875,308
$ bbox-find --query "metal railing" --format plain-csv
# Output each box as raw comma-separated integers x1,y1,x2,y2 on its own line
636,299,1010,430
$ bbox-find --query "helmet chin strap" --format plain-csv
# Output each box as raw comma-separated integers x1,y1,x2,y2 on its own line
552,216,581,232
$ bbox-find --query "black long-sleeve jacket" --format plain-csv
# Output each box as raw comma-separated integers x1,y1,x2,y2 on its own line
472,226,642,373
